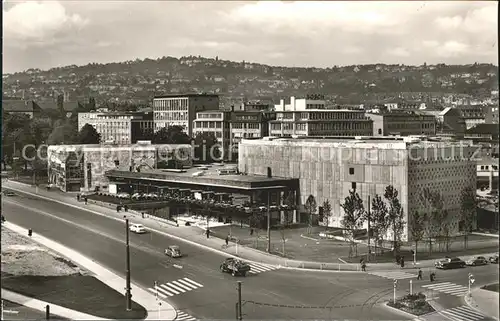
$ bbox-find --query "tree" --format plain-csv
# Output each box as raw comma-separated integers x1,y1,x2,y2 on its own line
304,195,317,235
441,210,453,252
460,185,477,249
322,200,332,231
77,124,101,144
410,211,425,260
47,120,78,145
194,132,220,163
340,190,366,257
384,185,406,255
152,125,192,145
369,194,389,255
279,192,295,257
30,118,52,146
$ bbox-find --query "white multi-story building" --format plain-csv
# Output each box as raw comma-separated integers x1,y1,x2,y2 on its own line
78,110,154,144
270,96,373,137
152,94,219,136
192,111,231,158
239,136,477,241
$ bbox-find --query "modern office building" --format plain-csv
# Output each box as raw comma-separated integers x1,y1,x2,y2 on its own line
152,94,219,136
238,136,477,241
366,111,436,136
192,110,231,159
47,142,193,192
78,110,154,144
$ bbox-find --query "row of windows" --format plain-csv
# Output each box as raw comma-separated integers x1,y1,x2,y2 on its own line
479,165,499,170
154,112,189,121
197,113,223,119
387,123,435,129
194,121,225,129
306,104,325,109
231,123,261,129
153,98,188,110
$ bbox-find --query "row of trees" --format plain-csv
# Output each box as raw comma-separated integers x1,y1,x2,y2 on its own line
339,185,405,258
410,185,477,255
334,184,477,258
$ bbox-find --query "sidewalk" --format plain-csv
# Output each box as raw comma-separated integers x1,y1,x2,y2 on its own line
2,220,177,320
1,288,110,320
464,287,500,321
4,180,497,273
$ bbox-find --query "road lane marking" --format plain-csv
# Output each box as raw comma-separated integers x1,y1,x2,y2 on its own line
176,311,197,321
182,278,203,288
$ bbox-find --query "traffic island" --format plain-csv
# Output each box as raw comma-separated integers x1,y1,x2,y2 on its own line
1,226,147,320
1,275,147,319
387,292,435,316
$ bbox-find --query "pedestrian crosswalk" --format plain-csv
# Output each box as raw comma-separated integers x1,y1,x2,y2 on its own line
368,270,418,280
421,282,469,297
440,305,487,321
247,262,280,275
175,311,197,321
148,277,203,298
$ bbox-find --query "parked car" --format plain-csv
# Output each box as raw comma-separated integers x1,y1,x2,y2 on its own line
489,254,499,264
165,245,182,258
435,257,466,269
220,258,251,277
466,256,489,266
129,223,146,234
116,192,130,199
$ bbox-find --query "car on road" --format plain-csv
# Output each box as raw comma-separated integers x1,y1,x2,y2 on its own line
2,190,16,196
435,257,466,269
489,254,499,264
220,258,251,277
165,245,182,258
129,223,146,234
466,256,489,266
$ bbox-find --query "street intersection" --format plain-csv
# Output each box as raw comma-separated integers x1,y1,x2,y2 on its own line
2,185,498,321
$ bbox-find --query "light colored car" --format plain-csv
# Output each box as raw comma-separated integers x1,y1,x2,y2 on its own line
165,245,182,258
117,192,130,199
466,256,488,266
129,223,146,234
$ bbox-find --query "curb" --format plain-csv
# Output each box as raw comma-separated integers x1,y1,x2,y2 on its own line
463,291,500,321
2,221,178,321
6,185,364,273
382,302,422,320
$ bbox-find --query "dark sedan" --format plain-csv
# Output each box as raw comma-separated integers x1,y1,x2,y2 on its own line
466,256,489,266
435,257,466,269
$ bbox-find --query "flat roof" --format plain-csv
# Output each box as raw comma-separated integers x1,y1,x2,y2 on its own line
153,94,219,99
240,136,477,150
105,165,298,190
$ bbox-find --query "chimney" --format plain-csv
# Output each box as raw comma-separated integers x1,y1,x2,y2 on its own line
290,96,296,111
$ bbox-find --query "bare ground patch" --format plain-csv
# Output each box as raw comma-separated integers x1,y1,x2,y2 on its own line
1,227,87,277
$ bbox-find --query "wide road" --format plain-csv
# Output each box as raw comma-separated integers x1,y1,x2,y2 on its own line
3,192,417,320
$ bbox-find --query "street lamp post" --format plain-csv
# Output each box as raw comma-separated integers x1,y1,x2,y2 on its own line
468,273,475,297
393,279,397,303
266,192,271,253
125,219,132,311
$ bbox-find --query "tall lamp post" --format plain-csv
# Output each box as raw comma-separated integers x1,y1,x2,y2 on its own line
266,192,271,253
125,218,132,311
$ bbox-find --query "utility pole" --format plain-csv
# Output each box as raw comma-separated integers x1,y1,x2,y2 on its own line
366,195,371,262
236,281,242,320
266,192,271,253
125,219,132,311
393,279,397,303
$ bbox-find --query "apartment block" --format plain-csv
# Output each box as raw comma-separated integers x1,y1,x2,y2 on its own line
152,94,219,136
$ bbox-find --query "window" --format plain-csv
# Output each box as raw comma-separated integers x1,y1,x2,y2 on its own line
114,160,119,166
349,167,354,175
378,128,382,135
351,182,357,190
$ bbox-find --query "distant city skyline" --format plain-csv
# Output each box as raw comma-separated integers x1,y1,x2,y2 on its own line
3,1,498,73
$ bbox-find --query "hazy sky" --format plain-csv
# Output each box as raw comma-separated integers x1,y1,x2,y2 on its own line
3,1,498,73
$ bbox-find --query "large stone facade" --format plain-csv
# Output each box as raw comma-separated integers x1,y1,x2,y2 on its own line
48,143,193,192
239,137,477,241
